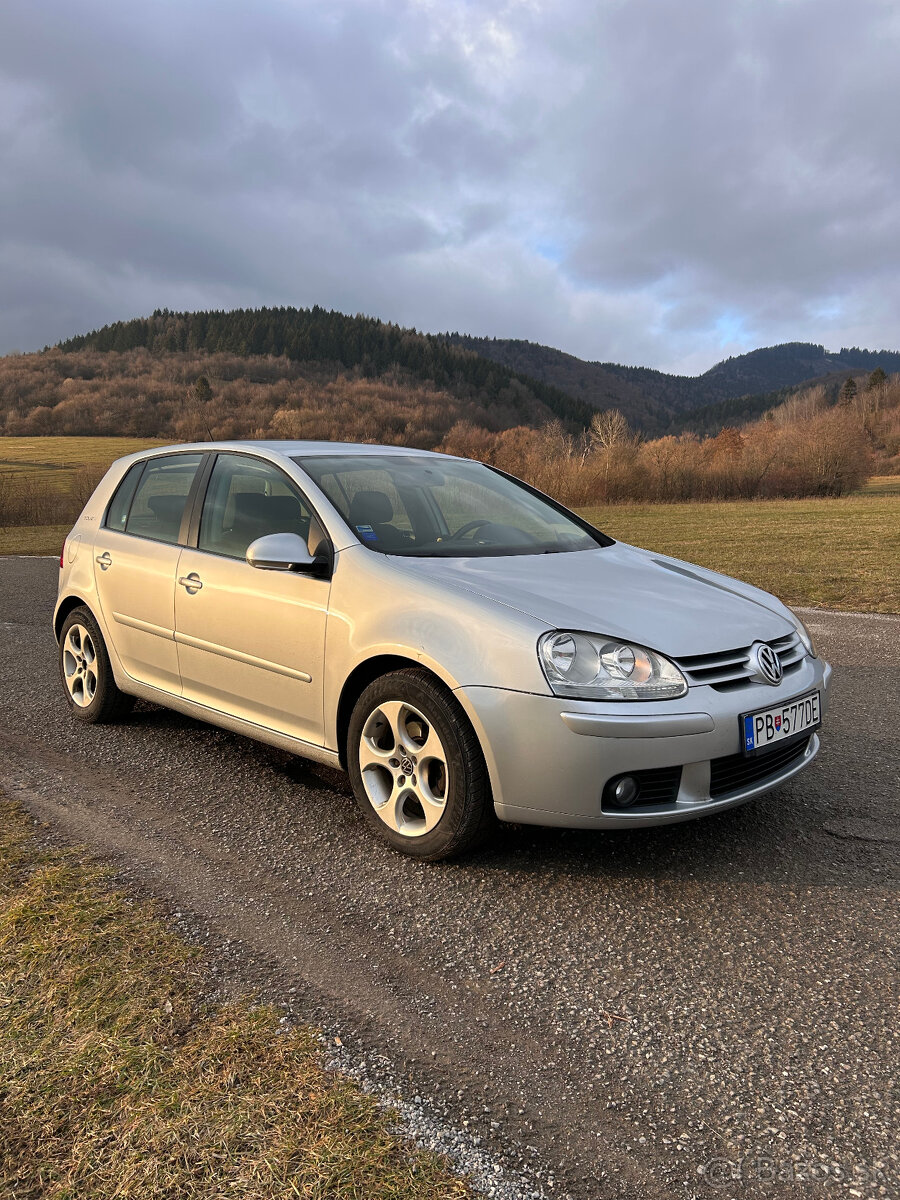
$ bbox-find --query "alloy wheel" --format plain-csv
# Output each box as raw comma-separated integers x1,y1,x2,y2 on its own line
62,623,99,708
358,699,449,837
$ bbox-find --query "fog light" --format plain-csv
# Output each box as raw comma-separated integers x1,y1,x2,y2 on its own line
606,774,640,808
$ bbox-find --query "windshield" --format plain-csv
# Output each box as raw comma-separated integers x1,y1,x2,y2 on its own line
294,454,610,557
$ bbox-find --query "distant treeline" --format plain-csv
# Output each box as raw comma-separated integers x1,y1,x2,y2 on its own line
668,367,894,437
666,390,785,436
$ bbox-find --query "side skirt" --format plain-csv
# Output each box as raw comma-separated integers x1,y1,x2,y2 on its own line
119,677,343,771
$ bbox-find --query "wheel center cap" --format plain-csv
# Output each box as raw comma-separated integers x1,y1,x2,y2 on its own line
400,756,414,776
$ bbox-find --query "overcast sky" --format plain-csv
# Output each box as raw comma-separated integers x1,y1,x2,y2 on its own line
2,0,899,373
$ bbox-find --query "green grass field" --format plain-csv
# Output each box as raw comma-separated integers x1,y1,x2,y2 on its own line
1,439,897,612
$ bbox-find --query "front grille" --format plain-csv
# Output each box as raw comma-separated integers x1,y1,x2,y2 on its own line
677,632,805,692
709,736,811,799
604,765,683,809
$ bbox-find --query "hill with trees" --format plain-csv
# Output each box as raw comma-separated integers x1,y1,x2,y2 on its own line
52,307,592,431
443,335,900,433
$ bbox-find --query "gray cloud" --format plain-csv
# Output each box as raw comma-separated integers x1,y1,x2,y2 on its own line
2,0,899,371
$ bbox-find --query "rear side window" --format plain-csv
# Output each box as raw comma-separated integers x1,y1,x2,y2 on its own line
105,462,144,532
124,454,203,545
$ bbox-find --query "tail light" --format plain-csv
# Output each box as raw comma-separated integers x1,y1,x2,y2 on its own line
59,540,66,568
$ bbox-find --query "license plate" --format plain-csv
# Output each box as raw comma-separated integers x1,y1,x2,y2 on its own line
741,690,821,756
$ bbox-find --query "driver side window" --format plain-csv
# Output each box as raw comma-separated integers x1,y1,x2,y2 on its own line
198,454,316,560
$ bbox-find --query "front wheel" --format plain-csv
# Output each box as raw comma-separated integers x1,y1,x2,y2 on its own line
59,606,135,724
347,669,495,860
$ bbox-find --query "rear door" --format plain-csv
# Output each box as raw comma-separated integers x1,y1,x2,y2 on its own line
173,452,330,745
92,453,204,693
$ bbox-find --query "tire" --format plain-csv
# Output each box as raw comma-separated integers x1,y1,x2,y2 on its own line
59,606,136,724
347,669,495,860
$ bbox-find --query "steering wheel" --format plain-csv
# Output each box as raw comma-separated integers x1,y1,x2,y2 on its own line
450,519,494,541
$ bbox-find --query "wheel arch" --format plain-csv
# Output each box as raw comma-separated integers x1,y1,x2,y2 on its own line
54,594,95,642
336,655,460,770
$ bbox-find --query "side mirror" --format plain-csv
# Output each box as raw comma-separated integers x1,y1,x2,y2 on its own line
246,532,317,572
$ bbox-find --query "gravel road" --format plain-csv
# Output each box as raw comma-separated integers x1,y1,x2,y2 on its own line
2,558,898,1199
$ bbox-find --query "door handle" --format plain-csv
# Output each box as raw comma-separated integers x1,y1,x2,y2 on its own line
178,573,203,594
95,551,112,570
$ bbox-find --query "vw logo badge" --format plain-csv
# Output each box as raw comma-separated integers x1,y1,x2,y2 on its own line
751,642,783,685
400,756,415,776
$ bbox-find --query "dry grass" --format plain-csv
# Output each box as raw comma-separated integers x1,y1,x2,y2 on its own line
0,523,70,555
859,474,900,496
581,494,900,614
0,795,470,1200
0,436,163,487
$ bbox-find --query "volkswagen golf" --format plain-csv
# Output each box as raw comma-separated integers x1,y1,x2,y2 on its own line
55,441,830,859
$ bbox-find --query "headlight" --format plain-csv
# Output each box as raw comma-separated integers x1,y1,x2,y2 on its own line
538,631,688,701
790,613,817,658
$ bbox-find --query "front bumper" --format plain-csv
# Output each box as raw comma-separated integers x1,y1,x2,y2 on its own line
457,656,831,829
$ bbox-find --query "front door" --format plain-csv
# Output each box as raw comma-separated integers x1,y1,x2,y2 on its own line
173,453,329,746
92,453,204,693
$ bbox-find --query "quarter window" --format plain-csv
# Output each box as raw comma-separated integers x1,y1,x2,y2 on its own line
105,462,144,532
198,454,318,560
124,454,203,544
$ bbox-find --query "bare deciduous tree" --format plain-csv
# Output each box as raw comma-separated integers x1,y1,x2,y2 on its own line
589,409,632,500
589,408,630,452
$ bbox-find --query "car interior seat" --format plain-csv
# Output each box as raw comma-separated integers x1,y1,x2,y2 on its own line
347,490,411,549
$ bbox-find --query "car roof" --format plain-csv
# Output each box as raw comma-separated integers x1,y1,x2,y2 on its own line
134,440,443,460
250,441,440,458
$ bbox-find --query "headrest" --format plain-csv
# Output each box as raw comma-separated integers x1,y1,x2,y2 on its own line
146,494,186,520
233,492,269,521
267,496,304,524
348,490,393,526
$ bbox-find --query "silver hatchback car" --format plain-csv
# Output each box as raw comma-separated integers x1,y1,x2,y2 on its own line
55,441,830,859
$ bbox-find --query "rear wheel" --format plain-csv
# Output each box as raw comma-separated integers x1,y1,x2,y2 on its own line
59,606,135,724
347,669,494,860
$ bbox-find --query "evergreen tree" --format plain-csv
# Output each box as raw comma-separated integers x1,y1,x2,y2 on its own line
191,375,213,405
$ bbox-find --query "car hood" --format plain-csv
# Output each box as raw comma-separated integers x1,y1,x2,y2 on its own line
392,542,794,657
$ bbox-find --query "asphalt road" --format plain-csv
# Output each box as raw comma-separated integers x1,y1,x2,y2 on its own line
2,558,898,1199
